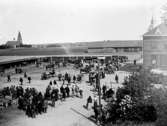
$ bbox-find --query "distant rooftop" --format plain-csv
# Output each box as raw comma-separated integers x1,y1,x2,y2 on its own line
6,41,21,46
76,40,142,48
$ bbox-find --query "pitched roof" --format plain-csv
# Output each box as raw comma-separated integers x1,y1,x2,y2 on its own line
77,40,142,48
144,23,167,36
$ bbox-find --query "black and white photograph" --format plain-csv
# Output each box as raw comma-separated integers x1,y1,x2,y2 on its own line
0,0,167,126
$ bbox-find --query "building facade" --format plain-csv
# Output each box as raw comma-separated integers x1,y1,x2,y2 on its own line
143,22,167,69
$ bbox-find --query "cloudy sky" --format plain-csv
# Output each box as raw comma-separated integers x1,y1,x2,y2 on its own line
0,0,166,44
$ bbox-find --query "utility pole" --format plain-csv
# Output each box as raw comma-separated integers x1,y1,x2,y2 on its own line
98,59,101,107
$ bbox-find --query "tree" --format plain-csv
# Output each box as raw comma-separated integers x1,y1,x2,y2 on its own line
122,69,154,105
151,88,167,126
161,3,167,23
104,68,158,124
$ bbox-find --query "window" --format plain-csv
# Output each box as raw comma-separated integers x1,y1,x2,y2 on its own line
151,55,157,65
160,55,167,66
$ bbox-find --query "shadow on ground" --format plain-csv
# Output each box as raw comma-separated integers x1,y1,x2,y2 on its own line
70,107,97,125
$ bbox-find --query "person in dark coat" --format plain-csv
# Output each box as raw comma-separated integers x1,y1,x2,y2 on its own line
55,88,59,101
94,106,99,123
60,85,66,101
49,81,52,85
58,73,62,81
51,69,55,77
65,85,70,97
77,75,82,82
102,85,107,99
106,88,114,99
60,85,64,95
93,97,99,123
65,72,68,81
95,73,99,90
30,102,36,118
86,96,92,109
18,96,24,110
26,103,32,117
102,72,105,79
115,74,119,83
45,85,51,100
89,73,93,85
17,86,24,97
24,72,27,78
51,91,56,107
53,80,57,85
15,68,17,74
37,92,43,114
67,76,71,84
28,76,31,83
7,75,11,82
134,59,136,65
73,75,76,83
79,89,83,98
19,77,23,85
62,88,66,100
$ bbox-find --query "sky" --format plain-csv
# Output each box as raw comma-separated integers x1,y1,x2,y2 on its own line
0,0,166,44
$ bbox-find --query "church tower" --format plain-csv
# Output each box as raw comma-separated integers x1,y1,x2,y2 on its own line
17,31,23,45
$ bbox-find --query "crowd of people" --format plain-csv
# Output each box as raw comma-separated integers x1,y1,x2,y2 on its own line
1,85,47,118
45,79,83,105
1,70,84,118
1,78,84,118
58,72,82,83
1,57,125,124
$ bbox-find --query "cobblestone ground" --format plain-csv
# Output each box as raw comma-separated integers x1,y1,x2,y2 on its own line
0,65,129,126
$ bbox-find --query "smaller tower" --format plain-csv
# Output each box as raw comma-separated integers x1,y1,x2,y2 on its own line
148,16,154,32
17,31,23,45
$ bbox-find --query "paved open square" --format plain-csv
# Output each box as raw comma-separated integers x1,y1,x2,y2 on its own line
0,62,129,126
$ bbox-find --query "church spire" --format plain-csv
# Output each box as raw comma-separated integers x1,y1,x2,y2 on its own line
17,31,23,45
148,16,154,32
